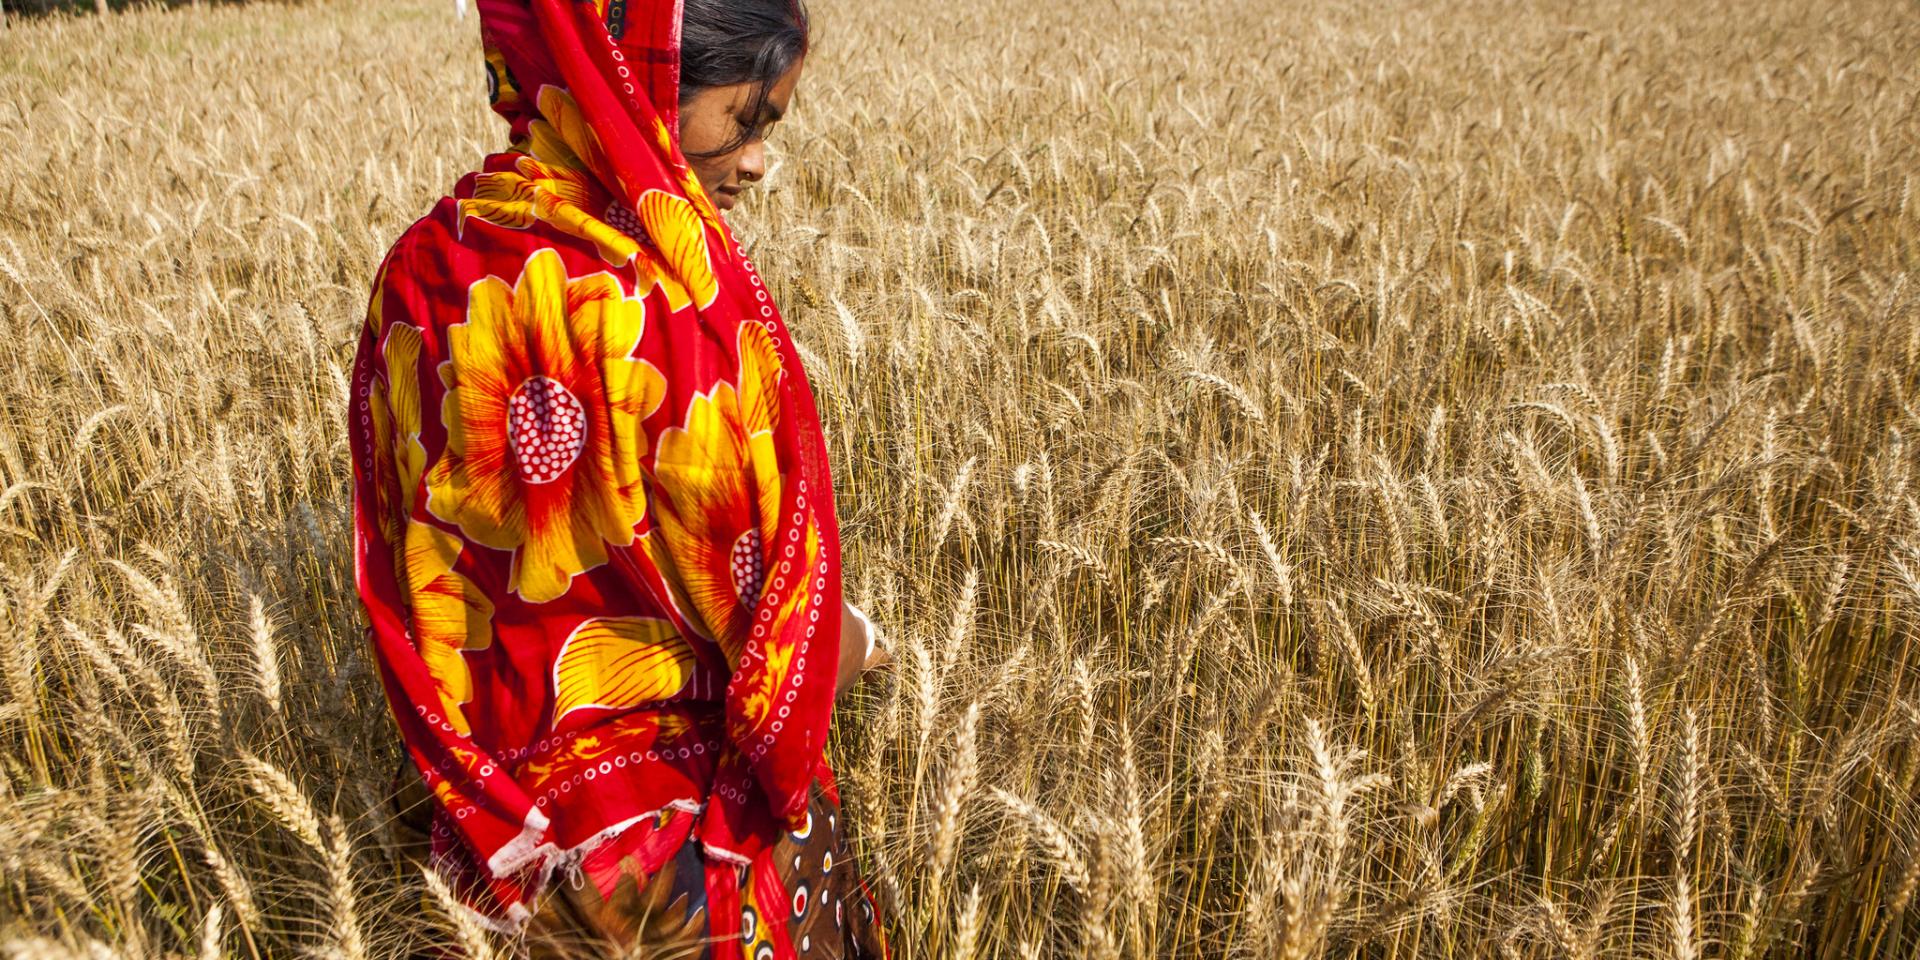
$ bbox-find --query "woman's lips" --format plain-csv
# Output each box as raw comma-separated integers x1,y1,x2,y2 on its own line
713,188,738,210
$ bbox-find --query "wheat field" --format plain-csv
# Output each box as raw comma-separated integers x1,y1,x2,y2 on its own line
2,0,1918,957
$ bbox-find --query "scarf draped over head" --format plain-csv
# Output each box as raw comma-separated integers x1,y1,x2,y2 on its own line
348,0,843,932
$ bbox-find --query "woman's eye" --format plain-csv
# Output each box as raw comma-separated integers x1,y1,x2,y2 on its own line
737,116,775,143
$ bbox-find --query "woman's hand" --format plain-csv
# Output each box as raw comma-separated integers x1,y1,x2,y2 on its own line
835,599,889,695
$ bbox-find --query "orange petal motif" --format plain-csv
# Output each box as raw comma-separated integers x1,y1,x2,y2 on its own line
551,617,696,725
637,190,719,310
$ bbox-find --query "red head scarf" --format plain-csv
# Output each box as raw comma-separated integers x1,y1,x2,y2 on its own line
348,0,842,930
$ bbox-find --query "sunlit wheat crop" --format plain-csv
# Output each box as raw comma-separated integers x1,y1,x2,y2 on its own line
1,0,1918,957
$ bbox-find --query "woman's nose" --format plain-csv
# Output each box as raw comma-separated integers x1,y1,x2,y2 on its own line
737,142,767,183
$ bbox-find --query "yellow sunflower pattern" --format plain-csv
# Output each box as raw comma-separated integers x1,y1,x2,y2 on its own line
426,248,666,604
643,321,788,660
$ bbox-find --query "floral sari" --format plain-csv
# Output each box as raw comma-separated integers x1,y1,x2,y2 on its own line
347,1,885,956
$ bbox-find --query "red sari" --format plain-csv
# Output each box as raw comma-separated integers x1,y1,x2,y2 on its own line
348,2,884,956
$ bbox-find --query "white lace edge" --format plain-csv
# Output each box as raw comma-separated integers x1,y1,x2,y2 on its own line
485,805,552,878
440,797,711,935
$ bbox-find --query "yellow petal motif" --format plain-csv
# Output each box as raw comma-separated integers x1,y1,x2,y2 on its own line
735,320,784,440
535,194,641,266
404,521,494,736
364,260,389,339
532,86,609,176
735,631,796,731
430,273,526,554
383,323,428,514
368,377,401,553
366,265,400,548
634,246,694,314
637,189,719,310
485,46,520,112
738,323,785,577
552,617,696,724
457,175,540,235
457,152,642,269
676,165,730,242
385,324,424,437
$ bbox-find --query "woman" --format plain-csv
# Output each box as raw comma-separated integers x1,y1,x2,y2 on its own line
347,0,889,957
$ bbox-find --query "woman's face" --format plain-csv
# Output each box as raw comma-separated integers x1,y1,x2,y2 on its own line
677,60,804,212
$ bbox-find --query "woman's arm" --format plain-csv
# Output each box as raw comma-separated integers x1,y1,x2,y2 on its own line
835,599,889,695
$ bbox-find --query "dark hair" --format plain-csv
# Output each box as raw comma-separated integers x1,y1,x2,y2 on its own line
678,0,810,159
